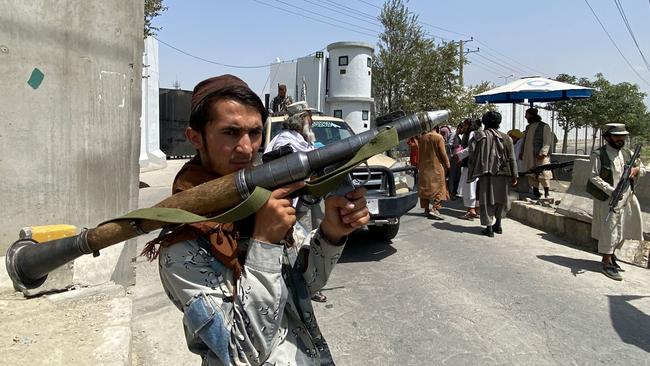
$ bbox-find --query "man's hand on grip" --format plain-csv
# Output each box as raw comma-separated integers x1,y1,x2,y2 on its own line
320,187,370,243
252,181,305,244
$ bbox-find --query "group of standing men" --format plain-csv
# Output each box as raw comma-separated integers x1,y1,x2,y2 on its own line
411,111,518,237
412,106,646,281
411,106,577,238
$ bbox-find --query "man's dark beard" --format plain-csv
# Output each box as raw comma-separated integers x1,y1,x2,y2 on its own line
607,138,625,149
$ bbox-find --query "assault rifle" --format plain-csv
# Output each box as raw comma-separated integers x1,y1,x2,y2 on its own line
609,144,642,212
6,110,449,291
519,160,575,177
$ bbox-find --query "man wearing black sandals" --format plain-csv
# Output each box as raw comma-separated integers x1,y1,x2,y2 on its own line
467,111,518,237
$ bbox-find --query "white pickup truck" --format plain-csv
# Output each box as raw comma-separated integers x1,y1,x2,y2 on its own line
261,113,418,240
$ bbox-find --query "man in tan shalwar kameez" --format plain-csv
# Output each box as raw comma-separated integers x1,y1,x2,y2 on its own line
587,123,646,281
521,108,554,198
417,127,450,220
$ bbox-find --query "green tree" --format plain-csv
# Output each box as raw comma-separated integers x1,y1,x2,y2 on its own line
547,73,593,153
144,0,167,37
454,81,496,123
373,0,429,116
373,0,499,129
549,73,648,153
373,0,466,124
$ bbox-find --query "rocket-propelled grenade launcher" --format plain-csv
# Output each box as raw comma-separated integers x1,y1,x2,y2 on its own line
6,110,449,291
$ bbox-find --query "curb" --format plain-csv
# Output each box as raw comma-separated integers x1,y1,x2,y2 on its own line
508,200,649,268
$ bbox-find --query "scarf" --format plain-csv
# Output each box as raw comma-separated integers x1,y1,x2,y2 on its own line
467,128,506,180
141,155,246,286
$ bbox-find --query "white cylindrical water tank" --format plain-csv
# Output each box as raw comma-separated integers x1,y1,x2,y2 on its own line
326,41,374,98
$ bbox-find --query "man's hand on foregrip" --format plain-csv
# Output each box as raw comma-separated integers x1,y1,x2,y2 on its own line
252,181,305,244
320,187,370,243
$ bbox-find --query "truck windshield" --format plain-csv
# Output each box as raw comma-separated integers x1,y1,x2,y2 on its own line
270,119,353,148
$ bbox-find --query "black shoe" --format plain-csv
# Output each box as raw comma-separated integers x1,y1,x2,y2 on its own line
493,226,502,234
601,265,623,281
482,226,494,237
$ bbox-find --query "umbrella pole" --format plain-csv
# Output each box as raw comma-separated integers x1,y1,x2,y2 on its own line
511,102,516,130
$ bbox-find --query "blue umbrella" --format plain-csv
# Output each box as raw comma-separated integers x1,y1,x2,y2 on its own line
475,76,593,104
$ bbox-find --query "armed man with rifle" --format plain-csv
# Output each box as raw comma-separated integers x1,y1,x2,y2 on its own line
5,73,450,365
520,108,555,199
586,123,646,281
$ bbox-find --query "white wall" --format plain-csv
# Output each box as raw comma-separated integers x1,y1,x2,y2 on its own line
269,61,297,102
494,103,598,154
140,36,167,171
296,55,326,111
328,101,373,134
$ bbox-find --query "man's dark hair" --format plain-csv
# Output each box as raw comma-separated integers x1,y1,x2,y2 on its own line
189,85,268,133
482,111,502,129
470,118,482,131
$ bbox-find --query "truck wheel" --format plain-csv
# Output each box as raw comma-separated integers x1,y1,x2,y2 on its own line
369,221,400,240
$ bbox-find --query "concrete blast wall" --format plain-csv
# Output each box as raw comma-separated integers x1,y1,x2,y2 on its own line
0,1,144,290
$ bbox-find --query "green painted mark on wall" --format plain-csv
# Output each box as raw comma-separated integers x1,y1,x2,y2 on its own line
27,68,44,89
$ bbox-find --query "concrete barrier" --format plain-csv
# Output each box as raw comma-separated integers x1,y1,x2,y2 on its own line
0,2,143,293
555,159,593,223
550,153,589,181
556,158,650,235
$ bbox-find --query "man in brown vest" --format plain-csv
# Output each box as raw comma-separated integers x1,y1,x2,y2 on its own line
520,108,554,198
587,123,646,281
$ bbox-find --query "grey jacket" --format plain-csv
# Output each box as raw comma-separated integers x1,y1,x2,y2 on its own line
467,129,517,180
158,225,344,365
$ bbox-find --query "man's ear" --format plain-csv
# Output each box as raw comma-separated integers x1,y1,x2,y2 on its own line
185,127,203,149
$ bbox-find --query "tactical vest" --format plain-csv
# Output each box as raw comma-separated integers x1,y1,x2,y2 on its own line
531,122,558,155
585,146,631,201
533,122,546,154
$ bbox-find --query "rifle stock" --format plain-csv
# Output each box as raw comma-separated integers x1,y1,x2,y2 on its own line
6,110,449,291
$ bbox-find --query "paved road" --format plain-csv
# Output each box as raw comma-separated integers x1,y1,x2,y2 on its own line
130,161,649,365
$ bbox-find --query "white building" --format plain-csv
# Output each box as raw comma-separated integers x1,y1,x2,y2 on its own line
268,41,375,134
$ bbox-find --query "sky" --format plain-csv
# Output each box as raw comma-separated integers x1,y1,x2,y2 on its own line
152,0,650,107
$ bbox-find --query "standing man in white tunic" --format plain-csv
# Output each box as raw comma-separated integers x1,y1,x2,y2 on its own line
264,101,328,302
587,123,646,281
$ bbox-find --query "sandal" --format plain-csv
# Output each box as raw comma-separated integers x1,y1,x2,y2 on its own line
461,212,474,220
311,292,327,302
